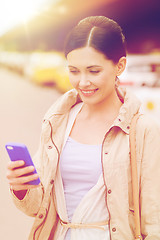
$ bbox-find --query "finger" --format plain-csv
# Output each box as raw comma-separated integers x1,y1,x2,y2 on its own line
7,160,25,170
11,165,35,178
6,165,34,180
9,173,39,185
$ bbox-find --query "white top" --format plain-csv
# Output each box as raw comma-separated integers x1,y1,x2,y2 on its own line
53,103,110,240
60,137,102,239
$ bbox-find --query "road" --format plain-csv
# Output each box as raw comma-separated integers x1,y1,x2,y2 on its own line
0,68,61,240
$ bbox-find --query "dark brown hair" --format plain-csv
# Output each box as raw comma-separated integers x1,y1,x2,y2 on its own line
64,16,126,63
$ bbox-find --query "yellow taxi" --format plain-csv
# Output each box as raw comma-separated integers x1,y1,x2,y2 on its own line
25,52,72,92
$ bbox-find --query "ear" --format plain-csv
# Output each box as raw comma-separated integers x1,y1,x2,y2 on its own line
116,57,126,76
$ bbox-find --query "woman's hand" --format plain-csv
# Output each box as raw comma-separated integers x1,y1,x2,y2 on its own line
6,160,40,191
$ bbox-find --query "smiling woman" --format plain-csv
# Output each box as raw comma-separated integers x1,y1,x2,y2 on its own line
0,0,48,36
6,15,160,240
67,46,125,108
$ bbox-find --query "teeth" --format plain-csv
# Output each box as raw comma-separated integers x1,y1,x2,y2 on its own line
81,90,95,93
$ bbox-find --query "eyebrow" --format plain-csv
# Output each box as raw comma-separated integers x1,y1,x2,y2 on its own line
68,65,102,69
87,65,102,69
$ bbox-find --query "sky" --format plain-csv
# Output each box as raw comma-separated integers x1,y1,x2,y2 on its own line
0,0,54,36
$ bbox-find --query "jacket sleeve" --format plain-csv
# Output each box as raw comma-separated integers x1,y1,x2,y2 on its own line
138,116,160,239
11,184,44,217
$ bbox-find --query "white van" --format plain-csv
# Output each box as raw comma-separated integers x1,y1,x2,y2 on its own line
120,54,160,122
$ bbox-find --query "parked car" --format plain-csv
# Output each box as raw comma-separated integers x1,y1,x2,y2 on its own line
24,52,72,92
120,54,160,87
0,51,30,75
119,54,160,123
0,51,73,92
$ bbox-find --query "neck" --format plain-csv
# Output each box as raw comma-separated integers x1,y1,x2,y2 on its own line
81,90,122,120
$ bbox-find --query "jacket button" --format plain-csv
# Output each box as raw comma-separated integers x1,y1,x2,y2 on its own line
39,214,44,219
50,179,54,184
105,152,108,155
48,145,52,149
112,227,116,232
127,126,130,129
108,189,112,194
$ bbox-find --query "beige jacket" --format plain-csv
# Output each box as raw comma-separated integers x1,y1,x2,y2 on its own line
12,88,160,240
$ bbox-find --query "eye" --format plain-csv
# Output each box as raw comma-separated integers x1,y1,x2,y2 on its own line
69,69,79,74
90,70,100,74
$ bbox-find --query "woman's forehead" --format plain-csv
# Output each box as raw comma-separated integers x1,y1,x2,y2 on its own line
67,47,109,66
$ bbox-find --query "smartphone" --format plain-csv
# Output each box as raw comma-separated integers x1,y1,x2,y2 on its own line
5,142,40,185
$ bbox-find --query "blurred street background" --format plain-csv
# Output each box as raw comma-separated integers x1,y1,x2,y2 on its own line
0,0,160,239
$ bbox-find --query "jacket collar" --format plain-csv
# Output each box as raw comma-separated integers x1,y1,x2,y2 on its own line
44,87,141,135
114,87,141,134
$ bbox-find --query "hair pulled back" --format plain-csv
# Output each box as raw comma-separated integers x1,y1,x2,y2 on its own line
64,16,126,63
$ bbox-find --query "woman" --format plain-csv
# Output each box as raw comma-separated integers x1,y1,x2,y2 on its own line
6,16,160,240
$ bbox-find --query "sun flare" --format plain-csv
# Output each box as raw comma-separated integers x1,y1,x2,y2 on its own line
0,0,48,35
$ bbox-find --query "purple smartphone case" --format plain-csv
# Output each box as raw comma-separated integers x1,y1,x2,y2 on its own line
5,142,40,185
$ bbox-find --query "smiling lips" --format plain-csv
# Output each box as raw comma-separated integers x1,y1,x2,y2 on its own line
80,89,98,96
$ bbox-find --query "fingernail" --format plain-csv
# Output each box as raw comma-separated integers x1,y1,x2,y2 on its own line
29,166,34,170
19,161,25,165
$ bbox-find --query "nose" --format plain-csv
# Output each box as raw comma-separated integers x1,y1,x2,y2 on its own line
79,74,91,88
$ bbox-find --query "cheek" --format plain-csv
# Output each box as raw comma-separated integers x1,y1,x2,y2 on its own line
96,73,112,86
68,74,77,87
98,75,116,91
